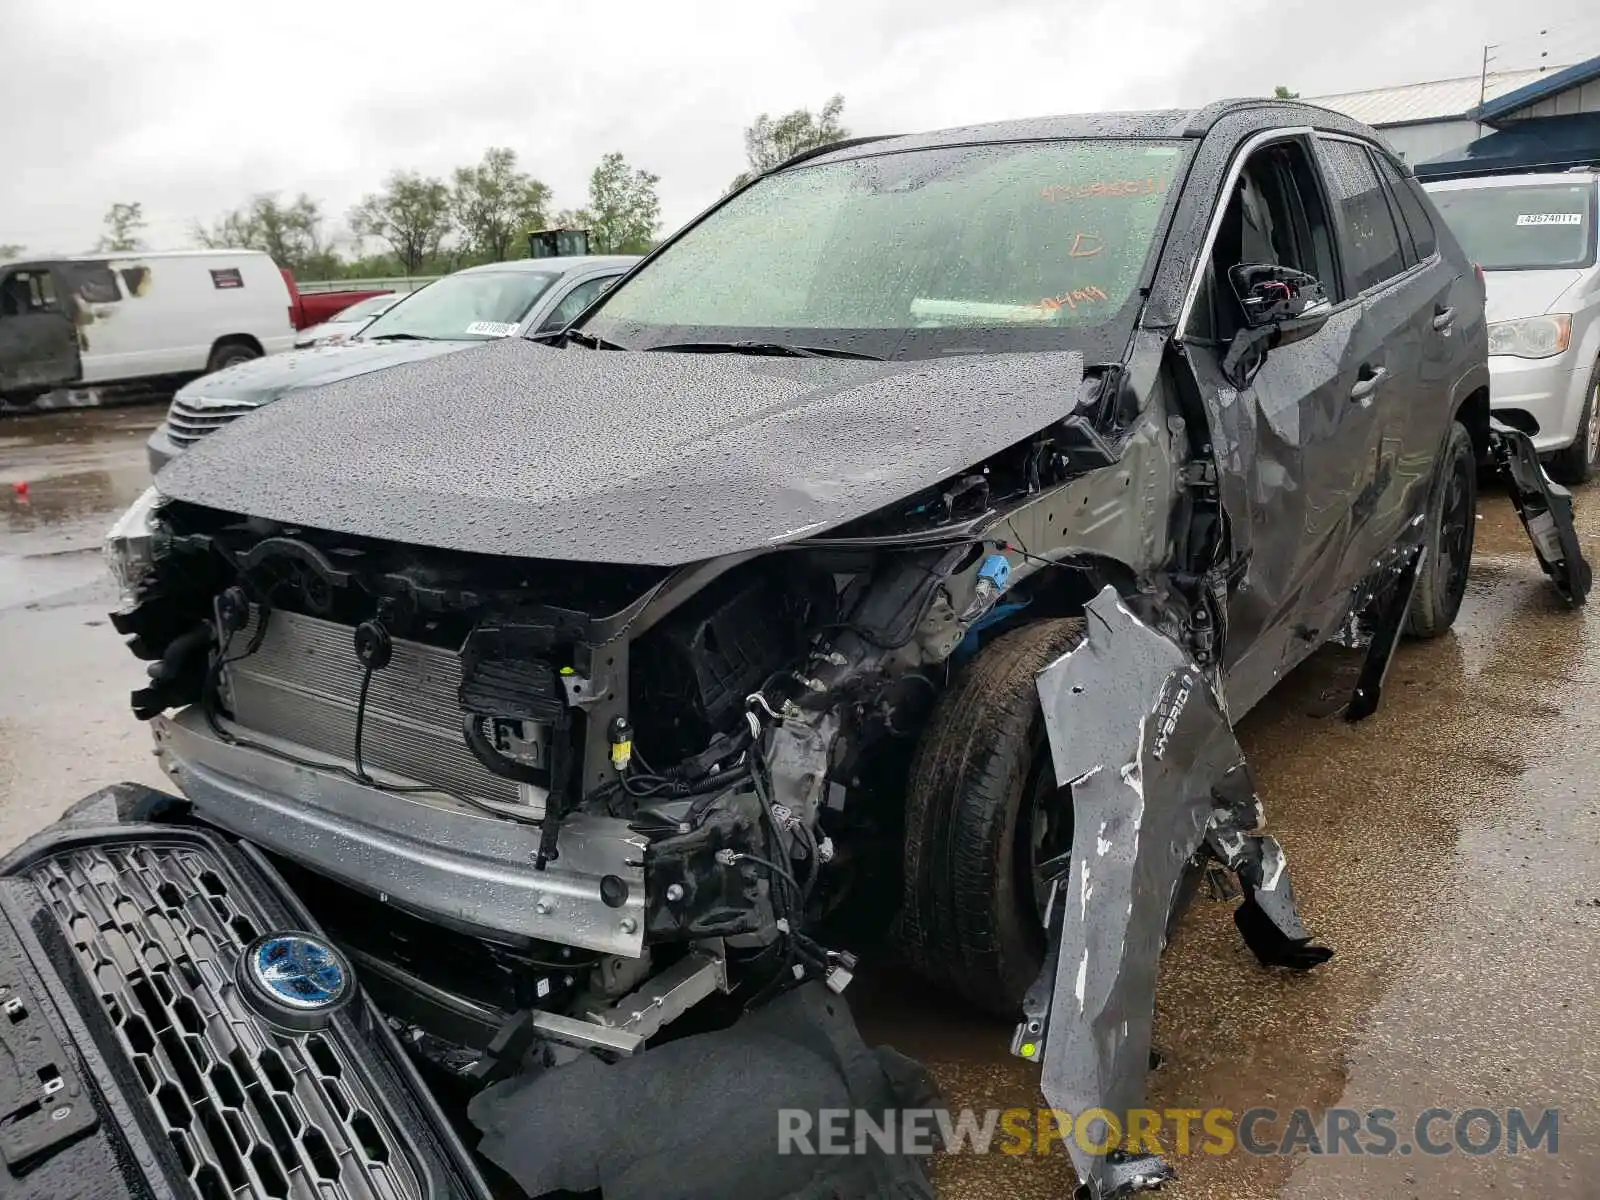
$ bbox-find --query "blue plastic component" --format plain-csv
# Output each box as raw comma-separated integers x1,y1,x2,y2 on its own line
978,553,1012,590
952,600,1031,663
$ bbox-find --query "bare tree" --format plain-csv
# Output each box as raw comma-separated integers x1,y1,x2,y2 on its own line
97,202,147,253
451,148,551,263
350,172,454,275
730,94,849,191
191,193,327,271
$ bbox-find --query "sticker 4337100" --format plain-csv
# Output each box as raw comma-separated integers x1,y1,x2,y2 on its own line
1516,213,1583,226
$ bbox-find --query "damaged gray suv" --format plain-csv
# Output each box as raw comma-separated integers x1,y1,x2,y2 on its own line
69,100,1590,1200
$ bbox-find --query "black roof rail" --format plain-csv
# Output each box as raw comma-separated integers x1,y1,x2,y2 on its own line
1179,96,1364,138
1181,98,1268,137
771,134,902,173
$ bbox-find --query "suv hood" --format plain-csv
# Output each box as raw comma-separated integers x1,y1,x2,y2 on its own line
1485,268,1588,323
155,338,1085,565
175,338,475,406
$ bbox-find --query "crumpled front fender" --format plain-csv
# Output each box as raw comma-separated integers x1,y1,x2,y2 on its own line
1019,587,1329,1197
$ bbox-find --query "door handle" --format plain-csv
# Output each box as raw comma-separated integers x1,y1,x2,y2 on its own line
1432,306,1456,332
1350,366,1389,403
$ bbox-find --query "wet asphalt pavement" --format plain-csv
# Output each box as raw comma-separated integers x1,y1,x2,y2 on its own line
3,406,1599,1199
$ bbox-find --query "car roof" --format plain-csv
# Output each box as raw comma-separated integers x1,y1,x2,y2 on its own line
2,248,277,271
455,255,640,277
21,249,274,263
1423,170,1600,191
795,100,1386,168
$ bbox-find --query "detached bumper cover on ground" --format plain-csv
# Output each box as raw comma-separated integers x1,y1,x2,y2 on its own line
1020,588,1332,1198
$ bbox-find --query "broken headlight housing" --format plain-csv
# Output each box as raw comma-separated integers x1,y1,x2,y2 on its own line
104,485,167,605
1488,314,1571,359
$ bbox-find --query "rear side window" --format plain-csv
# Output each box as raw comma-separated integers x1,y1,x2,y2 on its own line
67,263,121,304
538,275,616,332
1316,137,1406,292
1374,155,1438,260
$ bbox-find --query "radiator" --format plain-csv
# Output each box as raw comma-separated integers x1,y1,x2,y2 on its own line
224,608,544,816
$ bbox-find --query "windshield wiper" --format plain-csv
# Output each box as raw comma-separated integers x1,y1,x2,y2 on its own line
529,328,630,350
646,340,885,360
362,332,438,342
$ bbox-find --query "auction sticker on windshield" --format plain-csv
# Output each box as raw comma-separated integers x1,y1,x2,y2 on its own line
1516,214,1584,226
466,321,520,336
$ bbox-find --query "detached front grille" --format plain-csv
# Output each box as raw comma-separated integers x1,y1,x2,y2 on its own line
165,397,260,448
30,844,424,1200
224,608,540,815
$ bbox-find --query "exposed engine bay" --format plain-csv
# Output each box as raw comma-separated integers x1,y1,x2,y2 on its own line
106,379,1102,995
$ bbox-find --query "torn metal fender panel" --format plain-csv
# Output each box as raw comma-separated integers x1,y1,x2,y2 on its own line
1028,586,1330,1198
1491,417,1592,606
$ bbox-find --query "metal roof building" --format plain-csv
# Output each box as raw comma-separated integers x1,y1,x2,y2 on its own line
1415,55,1600,178
1307,65,1579,163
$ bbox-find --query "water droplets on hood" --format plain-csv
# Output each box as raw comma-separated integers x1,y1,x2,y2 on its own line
157,337,1084,566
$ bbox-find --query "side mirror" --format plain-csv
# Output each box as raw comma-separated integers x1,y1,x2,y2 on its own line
1228,264,1330,328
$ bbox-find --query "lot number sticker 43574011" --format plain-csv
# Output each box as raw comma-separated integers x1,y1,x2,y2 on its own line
1516,213,1584,226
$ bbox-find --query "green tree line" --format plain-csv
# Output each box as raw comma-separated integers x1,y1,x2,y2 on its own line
189,147,656,279
6,97,854,276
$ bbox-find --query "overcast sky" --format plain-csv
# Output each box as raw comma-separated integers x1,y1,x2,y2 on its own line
3,0,1597,259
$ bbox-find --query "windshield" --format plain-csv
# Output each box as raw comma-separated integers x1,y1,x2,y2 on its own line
1428,181,1597,271
333,293,398,324
358,270,559,341
584,138,1188,359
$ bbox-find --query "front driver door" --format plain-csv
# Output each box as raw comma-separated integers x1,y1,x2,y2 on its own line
0,266,81,394
1179,136,1381,713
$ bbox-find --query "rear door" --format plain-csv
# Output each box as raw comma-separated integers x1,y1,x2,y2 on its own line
1315,136,1456,561
0,265,81,393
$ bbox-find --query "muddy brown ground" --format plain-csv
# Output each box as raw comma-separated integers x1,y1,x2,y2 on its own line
4,406,1598,1198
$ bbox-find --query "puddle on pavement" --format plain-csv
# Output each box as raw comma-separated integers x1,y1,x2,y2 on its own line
0,405,162,455
1,407,161,553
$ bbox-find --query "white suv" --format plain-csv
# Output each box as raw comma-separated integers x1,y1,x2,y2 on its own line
1427,170,1600,483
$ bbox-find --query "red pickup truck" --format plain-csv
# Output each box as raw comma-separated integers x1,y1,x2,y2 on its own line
278,268,392,331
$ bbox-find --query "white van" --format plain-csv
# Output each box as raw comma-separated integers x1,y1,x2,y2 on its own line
0,250,296,404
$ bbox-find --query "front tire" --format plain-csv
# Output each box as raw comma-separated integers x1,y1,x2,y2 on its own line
1547,361,1600,486
899,618,1085,1016
206,341,259,373
1407,419,1476,638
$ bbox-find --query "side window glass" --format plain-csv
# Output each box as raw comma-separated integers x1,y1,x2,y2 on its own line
1317,138,1406,292
1376,167,1417,268
67,263,122,304
0,269,60,317
539,276,614,332
1374,156,1438,261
